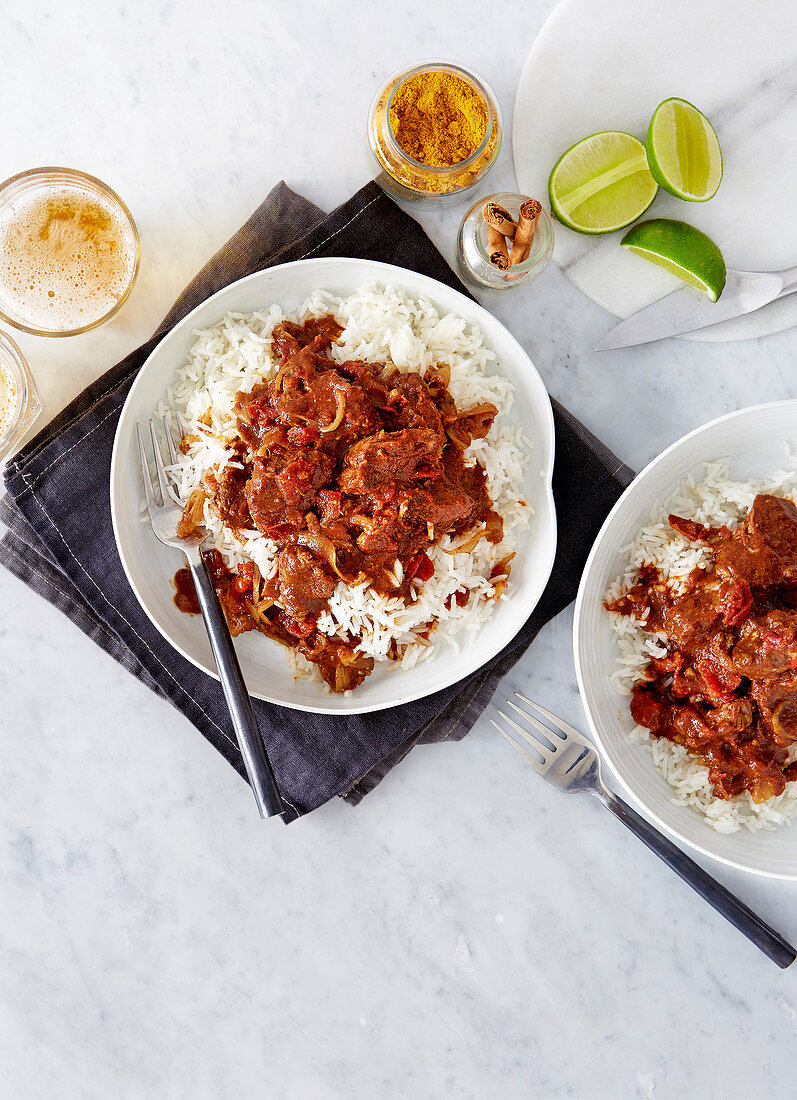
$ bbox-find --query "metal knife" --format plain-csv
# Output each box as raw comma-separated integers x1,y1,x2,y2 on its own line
596,264,797,351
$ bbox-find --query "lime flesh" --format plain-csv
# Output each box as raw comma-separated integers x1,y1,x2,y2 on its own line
646,98,723,201
549,131,658,234
621,218,726,300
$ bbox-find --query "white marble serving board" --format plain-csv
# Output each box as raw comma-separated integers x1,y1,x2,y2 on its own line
513,0,797,342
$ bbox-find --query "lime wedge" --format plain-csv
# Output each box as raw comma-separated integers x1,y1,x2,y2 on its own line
549,131,658,234
646,98,723,201
621,219,726,300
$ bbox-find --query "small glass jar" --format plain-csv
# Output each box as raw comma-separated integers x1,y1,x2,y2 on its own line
368,61,502,208
0,330,41,464
0,166,140,337
456,191,555,292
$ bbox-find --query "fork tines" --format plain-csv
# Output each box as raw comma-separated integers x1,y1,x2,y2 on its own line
491,694,562,774
491,692,589,778
137,416,180,509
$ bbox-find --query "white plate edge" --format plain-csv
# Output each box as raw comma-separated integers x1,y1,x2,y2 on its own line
110,257,558,714
572,398,797,878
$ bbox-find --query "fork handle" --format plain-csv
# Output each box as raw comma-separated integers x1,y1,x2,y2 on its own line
597,789,795,968
188,552,284,819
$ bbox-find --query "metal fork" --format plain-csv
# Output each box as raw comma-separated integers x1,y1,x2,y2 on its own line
137,417,284,819
493,693,796,969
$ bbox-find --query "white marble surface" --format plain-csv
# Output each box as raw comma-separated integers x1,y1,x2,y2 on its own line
2,2,797,1098
513,0,797,339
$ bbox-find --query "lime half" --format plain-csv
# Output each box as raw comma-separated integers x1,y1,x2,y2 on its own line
549,131,658,234
646,98,723,201
621,219,726,300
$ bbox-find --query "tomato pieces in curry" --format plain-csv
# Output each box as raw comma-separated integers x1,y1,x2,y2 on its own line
606,494,797,804
174,315,505,693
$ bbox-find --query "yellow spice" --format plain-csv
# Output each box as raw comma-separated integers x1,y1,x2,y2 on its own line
389,71,488,168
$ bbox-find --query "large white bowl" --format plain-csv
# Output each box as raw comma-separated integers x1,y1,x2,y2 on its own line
574,401,797,878
111,258,556,714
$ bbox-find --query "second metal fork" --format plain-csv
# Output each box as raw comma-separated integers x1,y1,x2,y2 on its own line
493,694,795,969
137,416,284,820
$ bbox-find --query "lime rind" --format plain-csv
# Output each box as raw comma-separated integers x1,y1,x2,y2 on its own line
549,130,658,235
624,246,717,297
621,218,726,301
646,98,723,202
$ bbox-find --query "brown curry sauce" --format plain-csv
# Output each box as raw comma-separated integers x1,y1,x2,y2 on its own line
173,316,506,693
606,494,797,803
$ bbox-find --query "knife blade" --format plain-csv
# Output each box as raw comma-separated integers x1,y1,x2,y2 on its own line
596,269,785,351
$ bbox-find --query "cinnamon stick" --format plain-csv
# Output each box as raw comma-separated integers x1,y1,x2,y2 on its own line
509,199,542,266
483,201,517,241
487,224,510,270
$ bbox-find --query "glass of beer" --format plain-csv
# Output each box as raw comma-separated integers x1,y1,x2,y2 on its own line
0,167,139,337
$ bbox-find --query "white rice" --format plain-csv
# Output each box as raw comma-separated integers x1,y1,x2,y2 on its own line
605,457,797,833
159,283,532,687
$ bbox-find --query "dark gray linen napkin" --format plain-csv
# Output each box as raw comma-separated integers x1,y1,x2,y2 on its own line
0,181,633,819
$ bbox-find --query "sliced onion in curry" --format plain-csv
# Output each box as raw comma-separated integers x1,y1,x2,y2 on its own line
443,524,485,555
251,564,262,605
490,553,515,599
445,422,470,449
176,489,206,538
485,511,504,543
348,514,373,530
773,698,797,745
459,401,499,439
273,361,291,392
292,529,345,578
256,427,288,453
320,390,347,433
244,600,264,623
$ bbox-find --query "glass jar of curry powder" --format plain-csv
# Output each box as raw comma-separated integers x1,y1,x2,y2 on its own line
368,61,502,208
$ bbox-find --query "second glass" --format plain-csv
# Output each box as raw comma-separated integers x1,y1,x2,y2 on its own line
0,330,41,463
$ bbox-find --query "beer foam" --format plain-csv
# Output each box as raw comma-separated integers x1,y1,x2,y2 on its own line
0,183,137,332
0,355,19,439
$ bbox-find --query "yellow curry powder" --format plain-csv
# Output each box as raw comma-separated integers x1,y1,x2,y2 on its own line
389,71,488,168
